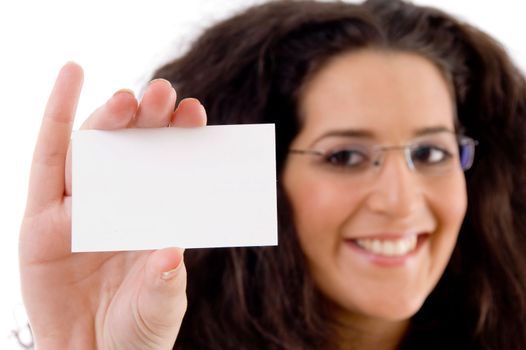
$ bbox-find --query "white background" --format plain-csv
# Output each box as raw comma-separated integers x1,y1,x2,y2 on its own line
1,0,525,348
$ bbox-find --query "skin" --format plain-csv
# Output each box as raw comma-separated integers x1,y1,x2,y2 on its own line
19,63,205,349
20,50,467,349
283,50,468,349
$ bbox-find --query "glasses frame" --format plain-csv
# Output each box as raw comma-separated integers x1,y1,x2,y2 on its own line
289,134,478,173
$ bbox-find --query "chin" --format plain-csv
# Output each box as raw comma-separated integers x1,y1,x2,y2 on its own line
360,293,428,322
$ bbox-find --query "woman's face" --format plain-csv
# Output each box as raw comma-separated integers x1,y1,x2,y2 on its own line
283,50,467,323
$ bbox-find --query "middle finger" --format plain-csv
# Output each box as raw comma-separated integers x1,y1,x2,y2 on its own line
133,79,176,128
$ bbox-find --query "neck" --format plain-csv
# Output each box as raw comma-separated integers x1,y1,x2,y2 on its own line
332,309,410,350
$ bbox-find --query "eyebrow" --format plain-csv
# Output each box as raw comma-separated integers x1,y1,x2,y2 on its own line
310,126,455,147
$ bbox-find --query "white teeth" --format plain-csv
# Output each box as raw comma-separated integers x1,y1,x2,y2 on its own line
355,235,417,257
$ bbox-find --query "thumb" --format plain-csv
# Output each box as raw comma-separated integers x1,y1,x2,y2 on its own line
137,247,187,344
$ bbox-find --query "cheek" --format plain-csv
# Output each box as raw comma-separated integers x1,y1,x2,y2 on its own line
430,174,467,244
421,173,468,298
284,168,363,266
294,181,349,233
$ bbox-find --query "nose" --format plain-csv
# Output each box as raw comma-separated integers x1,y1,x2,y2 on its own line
365,151,424,218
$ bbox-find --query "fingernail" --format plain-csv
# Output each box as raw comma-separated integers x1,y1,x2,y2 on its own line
161,264,182,281
149,78,173,88
160,249,184,281
113,88,135,96
199,103,207,116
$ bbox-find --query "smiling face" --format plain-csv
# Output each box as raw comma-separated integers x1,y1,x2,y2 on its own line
283,50,467,325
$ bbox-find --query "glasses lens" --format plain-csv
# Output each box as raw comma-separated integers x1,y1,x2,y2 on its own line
409,134,476,174
458,138,476,170
409,134,457,175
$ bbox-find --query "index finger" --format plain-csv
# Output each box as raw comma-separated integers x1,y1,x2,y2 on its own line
25,63,84,217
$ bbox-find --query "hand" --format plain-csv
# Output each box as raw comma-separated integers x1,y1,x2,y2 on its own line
19,62,207,349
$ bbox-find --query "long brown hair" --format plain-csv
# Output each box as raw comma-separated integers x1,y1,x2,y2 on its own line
152,1,526,348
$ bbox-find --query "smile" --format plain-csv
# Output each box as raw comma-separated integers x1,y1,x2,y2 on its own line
355,235,418,257
345,233,430,267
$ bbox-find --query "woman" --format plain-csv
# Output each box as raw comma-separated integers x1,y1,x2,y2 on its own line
19,0,526,349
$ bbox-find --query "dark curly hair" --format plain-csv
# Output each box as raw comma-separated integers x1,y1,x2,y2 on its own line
152,1,526,348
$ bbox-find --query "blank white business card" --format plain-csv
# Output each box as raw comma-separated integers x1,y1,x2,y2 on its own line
71,124,277,252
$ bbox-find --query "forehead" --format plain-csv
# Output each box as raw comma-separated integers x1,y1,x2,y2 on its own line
296,49,456,144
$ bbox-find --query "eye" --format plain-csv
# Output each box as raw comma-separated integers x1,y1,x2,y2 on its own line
411,144,452,165
324,149,368,168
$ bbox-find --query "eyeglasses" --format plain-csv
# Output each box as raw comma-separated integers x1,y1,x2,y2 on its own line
289,133,478,177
